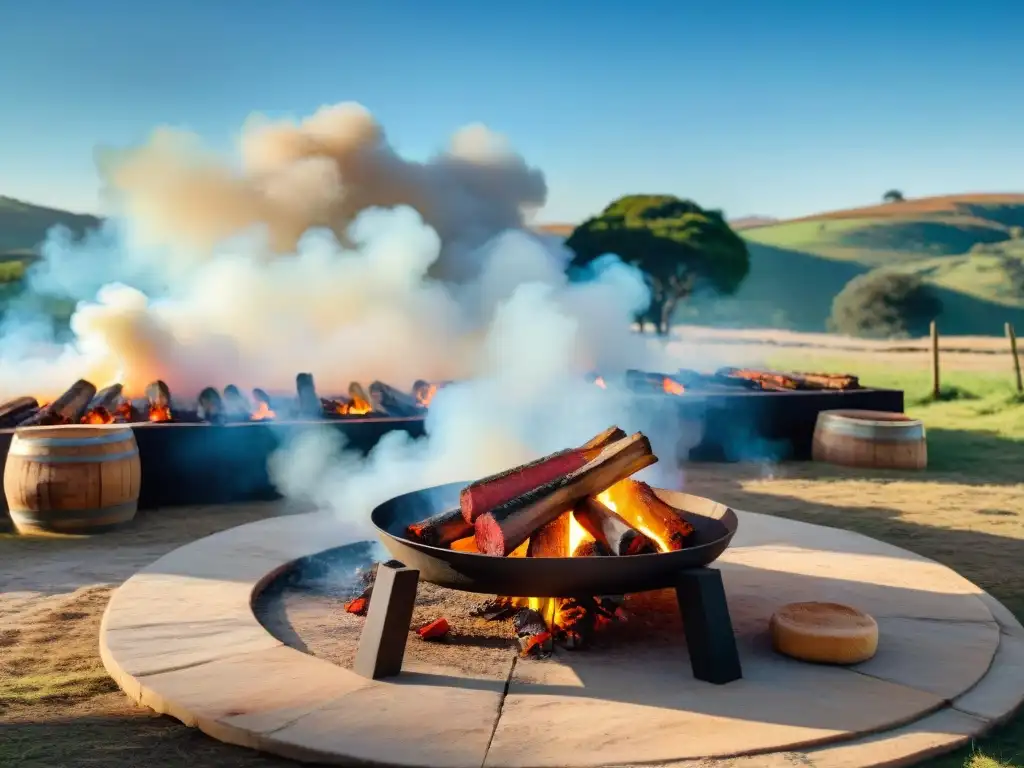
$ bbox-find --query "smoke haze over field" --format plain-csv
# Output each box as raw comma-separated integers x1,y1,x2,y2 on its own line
0,101,719,522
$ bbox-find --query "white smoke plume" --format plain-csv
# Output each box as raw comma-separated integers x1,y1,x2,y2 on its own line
0,101,717,524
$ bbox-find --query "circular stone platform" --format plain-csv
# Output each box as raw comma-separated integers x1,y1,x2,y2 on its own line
100,506,1024,768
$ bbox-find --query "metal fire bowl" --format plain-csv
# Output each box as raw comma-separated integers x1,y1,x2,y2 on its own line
370,481,738,597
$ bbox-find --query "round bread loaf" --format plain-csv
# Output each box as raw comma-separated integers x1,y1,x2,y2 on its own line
770,602,878,664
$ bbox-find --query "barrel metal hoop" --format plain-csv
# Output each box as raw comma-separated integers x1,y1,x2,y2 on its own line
818,414,925,442
9,501,138,526
12,431,133,448
7,450,139,464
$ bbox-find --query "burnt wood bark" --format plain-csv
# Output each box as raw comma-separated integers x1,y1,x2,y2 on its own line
474,433,657,556
145,380,171,407
296,373,320,418
0,397,40,428
608,480,695,551
20,379,97,426
369,380,423,417
87,383,124,413
405,507,473,548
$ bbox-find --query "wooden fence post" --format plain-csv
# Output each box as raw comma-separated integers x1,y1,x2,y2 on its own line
930,320,940,400
1007,322,1023,394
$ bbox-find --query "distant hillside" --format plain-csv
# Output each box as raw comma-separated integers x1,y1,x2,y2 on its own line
0,196,100,258
729,216,778,230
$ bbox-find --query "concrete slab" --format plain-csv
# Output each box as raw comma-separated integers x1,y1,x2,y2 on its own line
99,503,1023,768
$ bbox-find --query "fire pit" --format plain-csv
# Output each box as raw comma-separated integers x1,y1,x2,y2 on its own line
0,374,440,511
349,426,743,685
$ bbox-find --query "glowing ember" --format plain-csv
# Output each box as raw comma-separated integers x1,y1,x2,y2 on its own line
593,376,607,389
81,407,114,425
336,396,372,416
115,401,134,422
149,404,173,422
251,401,275,421
598,488,670,553
416,383,439,407
662,377,685,396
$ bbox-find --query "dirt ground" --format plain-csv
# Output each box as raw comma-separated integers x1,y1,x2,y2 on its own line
2,457,1023,768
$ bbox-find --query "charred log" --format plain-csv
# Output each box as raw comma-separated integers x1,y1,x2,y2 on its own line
369,380,424,417
573,497,656,556
412,380,450,407
146,380,173,422
197,387,225,423
88,383,124,413
405,507,474,548
572,539,611,558
20,379,97,426
470,597,517,621
347,383,375,415
0,397,39,428
222,385,251,419
513,608,553,658
473,432,657,557
296,373,321,418
605,479,695,551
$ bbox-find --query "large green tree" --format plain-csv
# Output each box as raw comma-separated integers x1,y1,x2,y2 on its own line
565,195,750,334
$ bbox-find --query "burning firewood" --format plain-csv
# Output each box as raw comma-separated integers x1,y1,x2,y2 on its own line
473,432,657,557
197,387,225,423
460,426,627,524
115,400,138,422
412,380,449,407
526,512,571,558
416,618,450,641
145,380,173,422
81,383,124,424
471,597,517,621
573,497,656,556
572,540,611,558
251,388,275,420
716,367,859,392
222,385,251,419
405,507,474,548
603,480,695,551
347,383,375,415
369,380,424,417
792,371,861,390
513,608,553,658
0,397,39,428
20,379,97,426
296,373,321,418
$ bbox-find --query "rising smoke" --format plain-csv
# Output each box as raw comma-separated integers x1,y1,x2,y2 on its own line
2,101,716,525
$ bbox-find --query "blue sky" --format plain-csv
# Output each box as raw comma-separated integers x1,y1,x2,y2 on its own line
1,0,1022,223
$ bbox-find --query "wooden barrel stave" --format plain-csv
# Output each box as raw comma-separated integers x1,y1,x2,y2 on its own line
4,425,141,534
812,409,927,470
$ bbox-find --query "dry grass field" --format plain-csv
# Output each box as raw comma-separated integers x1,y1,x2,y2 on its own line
1,330,1022,767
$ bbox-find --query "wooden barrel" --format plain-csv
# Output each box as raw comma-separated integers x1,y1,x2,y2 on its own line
812,409,926,470
4,424,141,535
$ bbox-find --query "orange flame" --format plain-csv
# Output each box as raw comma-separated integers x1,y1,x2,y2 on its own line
662,377,685,396
593,376,607,389
115,401,135,422
251,401,275,421
416,384,439,407
336,395,372,416
149,404,173,422
598,486,670,553
81,407,115,425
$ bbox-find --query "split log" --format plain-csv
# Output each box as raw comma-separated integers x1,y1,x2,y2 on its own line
474,432,657,557
197,387,224,423
20,379,97,426
460,425,627,524
296,373,320,418
526,512,572,558
222,385,251,418
572,539,611,558
604,479,694,551
369,380,424,417
0,397,39,428
573,497,656,556
405,507,474,548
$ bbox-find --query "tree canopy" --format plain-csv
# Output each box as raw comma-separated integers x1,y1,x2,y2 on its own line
564,195,750,334
829,270,942,339
883,189,905,203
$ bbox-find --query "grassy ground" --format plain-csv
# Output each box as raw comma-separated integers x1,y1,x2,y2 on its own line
1,353,1023,766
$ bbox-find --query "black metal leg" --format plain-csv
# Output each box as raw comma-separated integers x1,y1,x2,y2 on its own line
674,567,742,684
352,561,420,680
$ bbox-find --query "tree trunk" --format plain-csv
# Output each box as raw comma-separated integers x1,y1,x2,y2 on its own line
658,297,679,336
